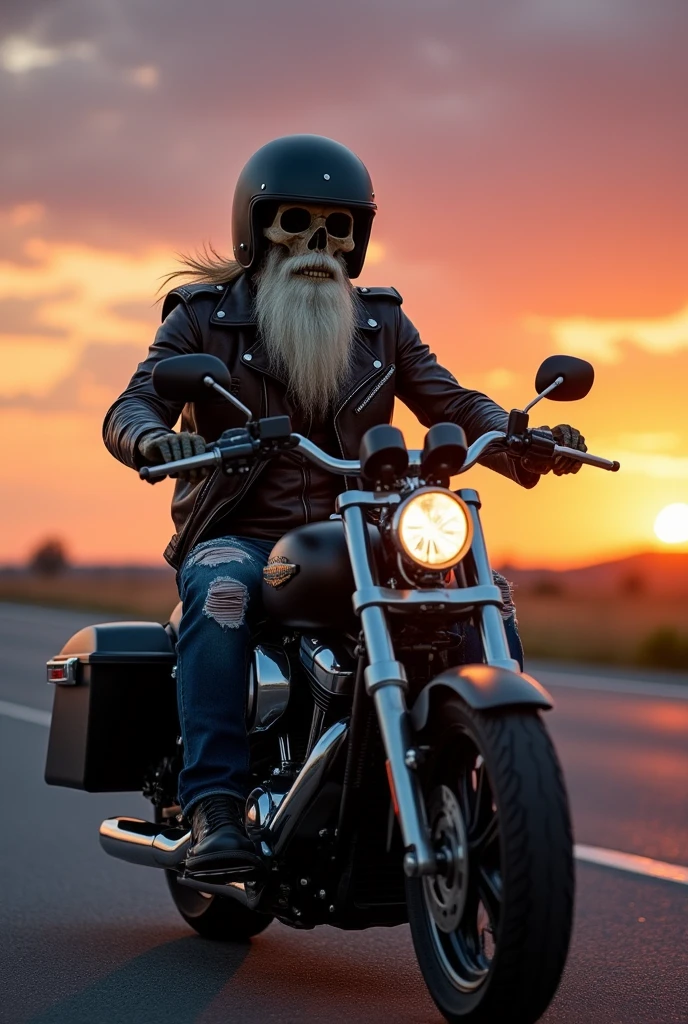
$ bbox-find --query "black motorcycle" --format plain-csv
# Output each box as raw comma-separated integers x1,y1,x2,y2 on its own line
45,353,619,1023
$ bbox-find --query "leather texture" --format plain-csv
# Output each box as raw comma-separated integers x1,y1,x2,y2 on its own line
185,795,264,878
103,274,538,568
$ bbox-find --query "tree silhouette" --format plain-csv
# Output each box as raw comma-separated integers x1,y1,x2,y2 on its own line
29,538,69,575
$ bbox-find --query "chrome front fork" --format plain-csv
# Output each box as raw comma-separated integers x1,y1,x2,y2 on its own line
459,489,520,673
341,502,436,876
340,490,518,878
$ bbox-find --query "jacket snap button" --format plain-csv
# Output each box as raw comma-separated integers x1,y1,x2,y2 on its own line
367,318,378,328
359,287,369,293
373,359,382,369
244,353,253,361
216,310,226,318
216,284,223,290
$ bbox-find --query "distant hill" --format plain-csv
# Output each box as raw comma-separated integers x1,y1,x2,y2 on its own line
498,551,688,598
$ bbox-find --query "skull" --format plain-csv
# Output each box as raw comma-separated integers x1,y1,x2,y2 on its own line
264,203,355,267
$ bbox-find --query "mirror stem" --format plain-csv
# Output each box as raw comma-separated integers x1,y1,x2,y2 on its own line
203,375,253,422
523,375,564,414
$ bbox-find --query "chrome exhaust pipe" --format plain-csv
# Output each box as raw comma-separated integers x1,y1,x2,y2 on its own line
99,817,190,868
100,721,347,868
267,719,347,858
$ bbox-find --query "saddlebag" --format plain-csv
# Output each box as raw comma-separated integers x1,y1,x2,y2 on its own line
44,622,178,792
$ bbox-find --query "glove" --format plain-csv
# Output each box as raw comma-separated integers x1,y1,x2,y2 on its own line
138,430,207,481
522,424,587,476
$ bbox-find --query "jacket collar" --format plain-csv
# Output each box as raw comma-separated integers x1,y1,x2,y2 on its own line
211,274,385,389
210,272,384,335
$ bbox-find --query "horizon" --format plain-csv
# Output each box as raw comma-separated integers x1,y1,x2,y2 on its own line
3,546,688,573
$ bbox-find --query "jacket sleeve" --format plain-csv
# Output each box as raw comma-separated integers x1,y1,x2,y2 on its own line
394,307,539,489
102,302,201,470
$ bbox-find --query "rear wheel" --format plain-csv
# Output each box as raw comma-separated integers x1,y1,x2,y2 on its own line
164,870,273,940
153,808,273,940
406,697,574,1023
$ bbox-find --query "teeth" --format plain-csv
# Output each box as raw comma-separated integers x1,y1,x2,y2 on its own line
298,269,332,279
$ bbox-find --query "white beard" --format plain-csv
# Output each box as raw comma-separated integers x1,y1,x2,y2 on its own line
254,246,358,419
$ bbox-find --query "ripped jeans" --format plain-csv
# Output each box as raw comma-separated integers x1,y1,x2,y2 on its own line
177,536,275,813
176,534,524,815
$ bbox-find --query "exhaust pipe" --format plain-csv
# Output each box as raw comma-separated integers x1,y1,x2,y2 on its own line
99,817,190,868
267,719,347,858
100,720,347,869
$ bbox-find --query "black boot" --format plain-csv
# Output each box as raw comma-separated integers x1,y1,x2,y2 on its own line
184,795,264,880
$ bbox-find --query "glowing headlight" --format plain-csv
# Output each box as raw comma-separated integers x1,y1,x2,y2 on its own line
394,488,473,570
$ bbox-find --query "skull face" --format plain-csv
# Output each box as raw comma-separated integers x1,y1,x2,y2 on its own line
263,203,355,268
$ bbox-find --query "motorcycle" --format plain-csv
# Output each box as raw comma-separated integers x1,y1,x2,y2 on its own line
45,352,619,1023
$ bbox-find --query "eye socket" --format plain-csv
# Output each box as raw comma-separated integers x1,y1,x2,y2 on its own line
280,208,312,233
325,212,352,238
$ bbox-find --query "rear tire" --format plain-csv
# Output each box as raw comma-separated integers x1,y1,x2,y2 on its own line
153,808,273,940
406,697,574,1023
164,870,273,940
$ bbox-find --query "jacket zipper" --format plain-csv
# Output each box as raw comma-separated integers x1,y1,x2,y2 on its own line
354,364,395,414
300,463,311,523
333,367,387,459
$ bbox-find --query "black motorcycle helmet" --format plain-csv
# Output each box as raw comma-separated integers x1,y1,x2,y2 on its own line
231,134,377,279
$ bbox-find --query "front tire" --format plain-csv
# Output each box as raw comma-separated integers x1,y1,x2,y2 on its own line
406,697,574,1023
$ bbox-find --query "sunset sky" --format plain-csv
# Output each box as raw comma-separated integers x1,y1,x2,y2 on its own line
1,0,687,567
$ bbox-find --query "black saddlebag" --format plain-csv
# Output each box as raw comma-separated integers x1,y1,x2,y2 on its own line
45,622,178,792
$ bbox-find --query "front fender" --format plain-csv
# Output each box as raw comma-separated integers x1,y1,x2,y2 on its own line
409,664,553,732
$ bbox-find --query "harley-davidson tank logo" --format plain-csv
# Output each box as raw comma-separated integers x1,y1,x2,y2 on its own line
263,556,299,589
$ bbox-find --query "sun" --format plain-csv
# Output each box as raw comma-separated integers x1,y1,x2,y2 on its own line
654,504,688,545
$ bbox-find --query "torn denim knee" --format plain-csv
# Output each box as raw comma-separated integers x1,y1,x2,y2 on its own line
203,576,249,629
492,570,517,622
186,539,253,569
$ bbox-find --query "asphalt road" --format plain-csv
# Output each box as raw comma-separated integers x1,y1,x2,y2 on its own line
1,603,686,1024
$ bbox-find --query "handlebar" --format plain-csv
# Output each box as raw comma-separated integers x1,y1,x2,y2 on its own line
139,434,363,482
139,428,620,483
553,445,620,472
140,448,224,481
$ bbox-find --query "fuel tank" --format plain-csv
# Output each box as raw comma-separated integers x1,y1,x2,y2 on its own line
262,519,383,631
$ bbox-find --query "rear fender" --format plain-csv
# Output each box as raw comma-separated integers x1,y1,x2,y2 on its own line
409,664,552,732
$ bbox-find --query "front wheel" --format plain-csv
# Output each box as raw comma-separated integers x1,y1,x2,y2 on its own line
406,698,574,1024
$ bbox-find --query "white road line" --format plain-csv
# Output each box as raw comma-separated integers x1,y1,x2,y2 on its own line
537,671,688,701
575,844,688,886
0,700,51,727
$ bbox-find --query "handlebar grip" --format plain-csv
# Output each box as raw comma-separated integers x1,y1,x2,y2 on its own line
139,449,220,482
554,445,620,472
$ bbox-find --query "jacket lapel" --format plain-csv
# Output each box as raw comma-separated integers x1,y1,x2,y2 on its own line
213,274,388,399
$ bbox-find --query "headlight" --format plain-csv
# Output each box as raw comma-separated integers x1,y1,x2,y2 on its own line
394,488,473,570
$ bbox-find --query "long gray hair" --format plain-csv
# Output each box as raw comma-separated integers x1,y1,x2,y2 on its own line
159,243,245,292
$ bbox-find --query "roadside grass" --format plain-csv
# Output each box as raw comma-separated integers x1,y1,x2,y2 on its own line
0,569,178,624
1,569,687,671
515,592,688,670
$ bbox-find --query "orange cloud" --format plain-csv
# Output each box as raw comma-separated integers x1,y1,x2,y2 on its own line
527,303,688,363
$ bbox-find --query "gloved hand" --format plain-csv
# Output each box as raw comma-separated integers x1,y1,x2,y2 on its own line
522,424,587,476
138,430,207,481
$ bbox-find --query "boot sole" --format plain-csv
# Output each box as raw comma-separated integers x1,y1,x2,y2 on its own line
184,851,266,882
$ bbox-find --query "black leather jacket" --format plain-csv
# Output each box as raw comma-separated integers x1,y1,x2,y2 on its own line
103,274,537,568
